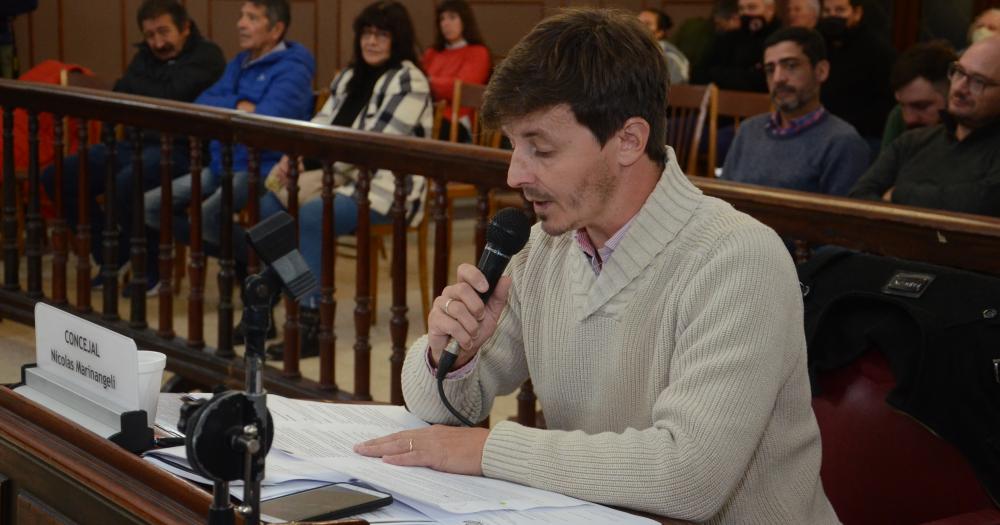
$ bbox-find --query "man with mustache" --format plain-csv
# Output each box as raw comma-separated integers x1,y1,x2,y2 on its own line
721,27,869,195
850,36,1000,216
39,0,225,292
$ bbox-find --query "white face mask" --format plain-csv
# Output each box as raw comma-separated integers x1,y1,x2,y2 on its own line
970,26,996,44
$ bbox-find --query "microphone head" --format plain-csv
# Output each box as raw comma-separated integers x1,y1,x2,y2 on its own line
486,208,532,256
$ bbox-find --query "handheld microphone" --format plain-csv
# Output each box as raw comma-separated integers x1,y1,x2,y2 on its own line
436,208,532,381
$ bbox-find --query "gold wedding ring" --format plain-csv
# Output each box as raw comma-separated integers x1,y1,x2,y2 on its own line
444,298,455,316
408,438,413,453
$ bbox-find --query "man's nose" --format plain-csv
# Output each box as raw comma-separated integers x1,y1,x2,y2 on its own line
506,154,532,189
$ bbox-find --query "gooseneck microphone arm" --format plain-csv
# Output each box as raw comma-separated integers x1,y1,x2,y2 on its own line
435,208,531,427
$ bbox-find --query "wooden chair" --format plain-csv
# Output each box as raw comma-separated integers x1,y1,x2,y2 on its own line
665,84,711,176
369,191,431,330
706,85,773,176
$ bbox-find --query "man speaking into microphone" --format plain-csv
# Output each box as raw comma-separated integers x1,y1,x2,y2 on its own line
355,8,837,523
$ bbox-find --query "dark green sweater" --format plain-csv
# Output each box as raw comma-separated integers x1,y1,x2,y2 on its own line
849,118,1000,216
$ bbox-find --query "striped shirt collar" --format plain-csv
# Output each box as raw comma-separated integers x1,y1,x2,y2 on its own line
573,216,637,275
766,106,827,137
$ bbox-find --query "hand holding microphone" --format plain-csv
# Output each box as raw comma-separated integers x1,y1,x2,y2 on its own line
431,208,532,381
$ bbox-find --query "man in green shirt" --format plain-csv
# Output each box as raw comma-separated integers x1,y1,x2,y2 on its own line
850,36,1000,216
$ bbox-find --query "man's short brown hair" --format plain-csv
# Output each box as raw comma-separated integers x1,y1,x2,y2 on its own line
481,8,669,165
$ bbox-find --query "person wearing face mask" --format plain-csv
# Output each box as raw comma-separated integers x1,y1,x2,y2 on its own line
722,27,869,195
421,0,491,143
816,0,895,149
691,0,781,92
850,36,1000,216
968,8,1000,45
244,0,433,359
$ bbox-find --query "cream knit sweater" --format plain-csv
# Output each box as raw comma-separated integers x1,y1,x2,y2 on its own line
401,156,840,524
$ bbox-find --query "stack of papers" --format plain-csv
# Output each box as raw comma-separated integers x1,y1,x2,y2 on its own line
147,394,657,525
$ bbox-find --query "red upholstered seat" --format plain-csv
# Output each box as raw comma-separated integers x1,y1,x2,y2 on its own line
813,350,999,525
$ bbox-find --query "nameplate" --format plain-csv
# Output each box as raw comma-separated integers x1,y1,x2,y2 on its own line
34,303,140,413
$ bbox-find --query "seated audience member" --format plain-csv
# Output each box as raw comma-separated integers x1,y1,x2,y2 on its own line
787,0,819,29
256,0,432,358
692,0,781,92
355,9,838,523
817,0,895,145
722,27,868,195
849,36,1000,216
421,0,490,142
638,8,690,85
881,41,956,150
969,8,1000,45
143,0,314,291
40,0,224,288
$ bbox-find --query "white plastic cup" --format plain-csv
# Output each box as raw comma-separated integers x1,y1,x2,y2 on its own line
137,350,167,427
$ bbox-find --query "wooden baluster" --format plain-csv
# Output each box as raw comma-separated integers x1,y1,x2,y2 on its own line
50,114,67,305
389,171,409,405
517,379,537,428
216,142,235,357
2,108,17,290
282,157,301,378
187,138,205,350
475,187,488,260
246,148,260,276
157,134,174,338
128,127,147,328
100,124,119,318
432,178,448,297
25,111,42,297
353,167,373,401
318,160,337,391
75,118,91,312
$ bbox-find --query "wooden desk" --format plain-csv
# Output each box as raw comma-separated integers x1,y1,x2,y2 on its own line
0,386,679,525
0,386,209,524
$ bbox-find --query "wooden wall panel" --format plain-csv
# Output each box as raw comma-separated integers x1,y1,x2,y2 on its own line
0,472,9,525
11,0,714,88
16,492,78,525
63,0,123,79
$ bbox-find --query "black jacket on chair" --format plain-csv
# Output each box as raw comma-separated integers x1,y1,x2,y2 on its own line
798,247,1000,503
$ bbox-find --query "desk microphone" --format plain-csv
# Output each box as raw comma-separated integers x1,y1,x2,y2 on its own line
435,208,531,425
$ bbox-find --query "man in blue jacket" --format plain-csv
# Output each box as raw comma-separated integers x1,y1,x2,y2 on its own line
143,0,314,293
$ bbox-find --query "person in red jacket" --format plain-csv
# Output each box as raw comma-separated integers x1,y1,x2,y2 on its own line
421,0,490,142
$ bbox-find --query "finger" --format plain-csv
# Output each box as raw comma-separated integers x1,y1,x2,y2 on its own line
428,307,477,349
439,298,480,338
456,263,489,294
486,276,512,318
450,281,487,321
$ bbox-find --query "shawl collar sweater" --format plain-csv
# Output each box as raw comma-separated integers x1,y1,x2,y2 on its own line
401,151,838,523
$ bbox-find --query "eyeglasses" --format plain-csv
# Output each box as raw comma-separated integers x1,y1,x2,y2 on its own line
948,62,999,96
360,27,392,42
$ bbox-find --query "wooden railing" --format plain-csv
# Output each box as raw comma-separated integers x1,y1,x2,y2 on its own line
3,79,1000,425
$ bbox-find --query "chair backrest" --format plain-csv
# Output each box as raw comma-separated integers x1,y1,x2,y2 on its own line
666,83,711,176
448,79,502,148
60,69,113,91
707,85,772,175
813,350,994,525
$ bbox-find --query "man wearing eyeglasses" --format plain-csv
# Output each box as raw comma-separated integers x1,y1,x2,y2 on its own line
849,36,1000,216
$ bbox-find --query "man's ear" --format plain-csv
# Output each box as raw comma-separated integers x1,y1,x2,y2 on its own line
815,59,830,83
615,117,650,167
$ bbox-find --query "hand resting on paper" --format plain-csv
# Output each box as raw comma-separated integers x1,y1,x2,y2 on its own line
353,425,490,476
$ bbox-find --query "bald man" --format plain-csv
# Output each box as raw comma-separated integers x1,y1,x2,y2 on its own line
850,36,1000,216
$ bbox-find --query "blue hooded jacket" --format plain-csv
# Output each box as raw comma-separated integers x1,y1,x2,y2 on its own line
195,40,315,179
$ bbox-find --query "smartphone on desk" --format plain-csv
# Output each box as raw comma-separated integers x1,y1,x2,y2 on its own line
259,482,392,522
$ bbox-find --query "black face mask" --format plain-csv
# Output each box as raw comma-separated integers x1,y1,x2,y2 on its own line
817,16,848,40
740,14,767,33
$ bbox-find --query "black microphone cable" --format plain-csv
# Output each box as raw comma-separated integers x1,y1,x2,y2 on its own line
433,208,531,427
